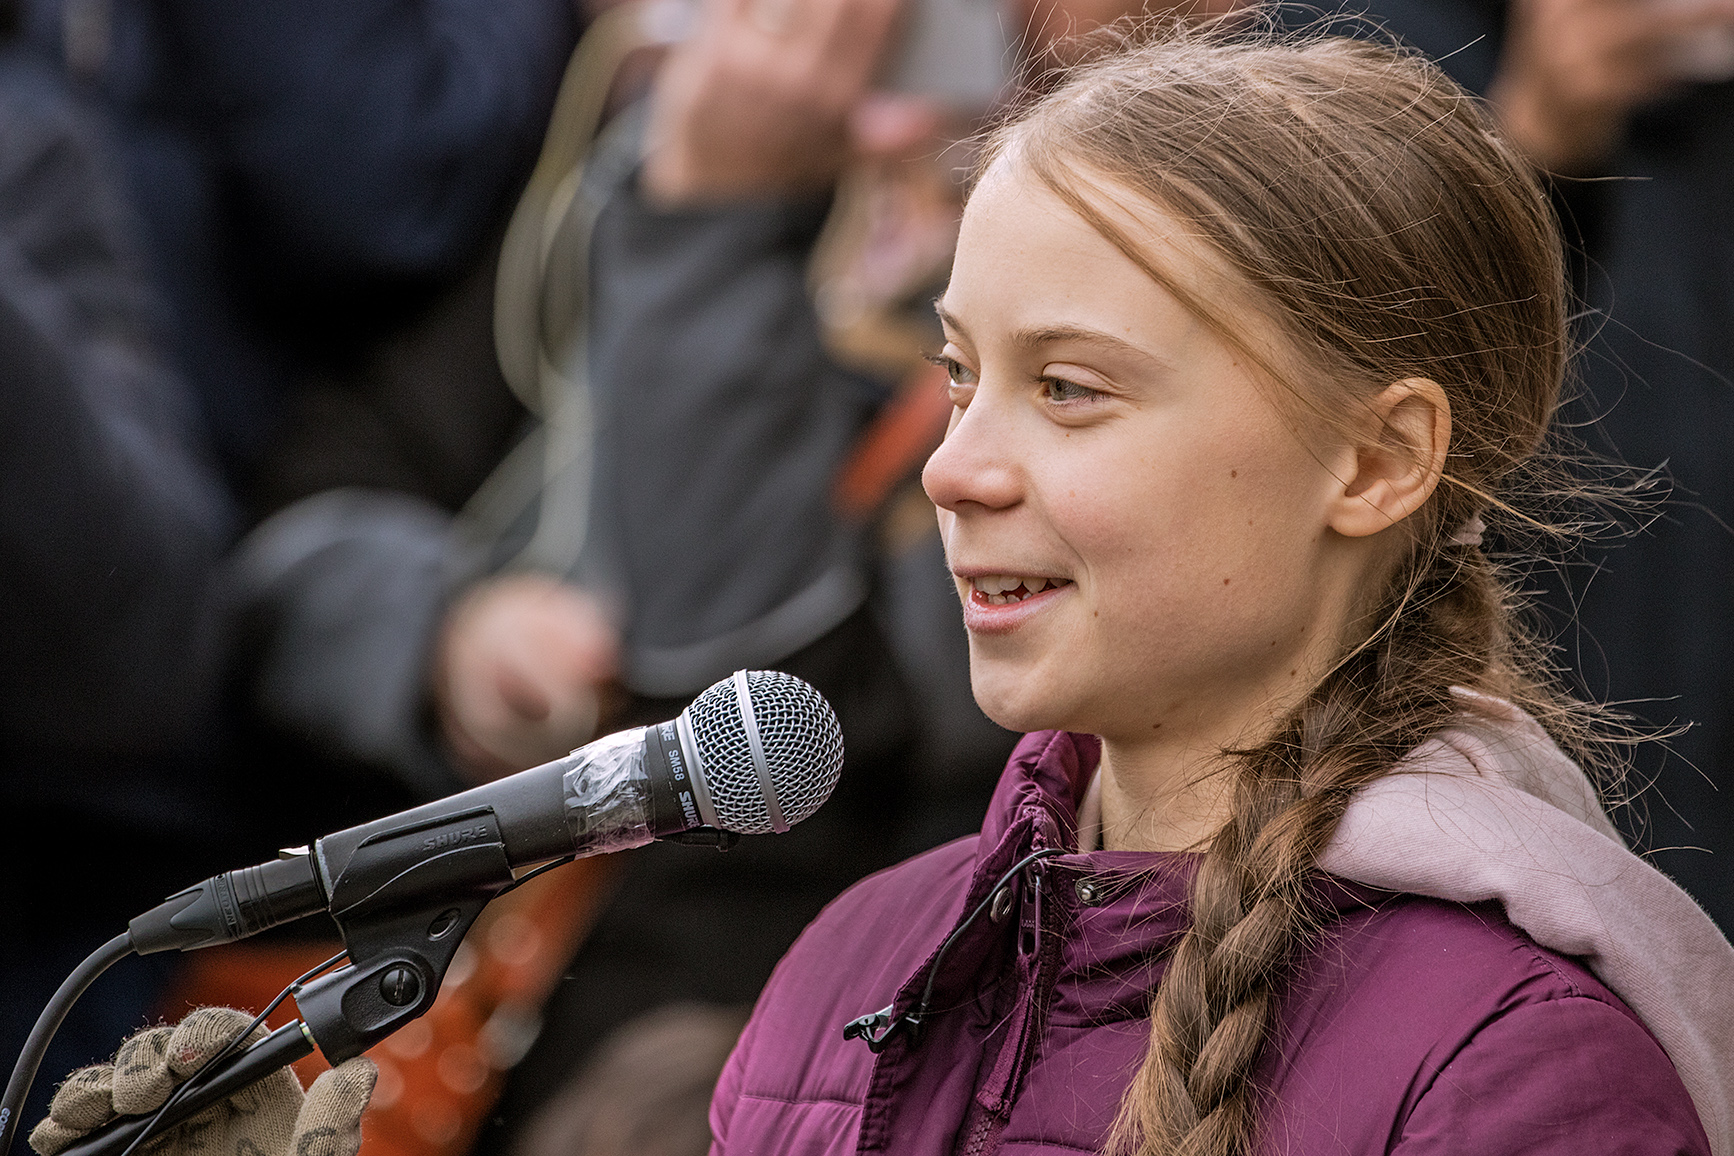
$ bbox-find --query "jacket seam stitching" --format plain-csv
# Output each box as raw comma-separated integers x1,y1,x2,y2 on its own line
997,1141,1100,1154
736,1091,863,1110
1515,942,1585,999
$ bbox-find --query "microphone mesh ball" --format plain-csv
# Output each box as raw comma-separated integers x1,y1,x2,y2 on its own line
685,670,844,835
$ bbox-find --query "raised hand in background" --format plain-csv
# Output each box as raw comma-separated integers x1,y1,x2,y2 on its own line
1491,0,1734,170
435,575,621,782
641,0,940,203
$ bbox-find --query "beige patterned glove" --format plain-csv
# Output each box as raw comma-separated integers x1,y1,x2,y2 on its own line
29,1008,376,1156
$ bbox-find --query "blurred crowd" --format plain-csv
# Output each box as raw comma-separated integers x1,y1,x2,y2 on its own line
3,0,1733,1153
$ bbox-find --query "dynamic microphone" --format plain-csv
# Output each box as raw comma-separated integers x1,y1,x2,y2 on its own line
127,669,843,956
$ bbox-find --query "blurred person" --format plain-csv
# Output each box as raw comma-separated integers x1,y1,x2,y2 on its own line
2,0,615,828
1317,0,1734,932
11,0,581,502
7,0,608,850
0,29,238,1128
1,0,584,1121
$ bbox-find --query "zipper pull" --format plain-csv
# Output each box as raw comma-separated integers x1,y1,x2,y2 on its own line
1018,860,1045,957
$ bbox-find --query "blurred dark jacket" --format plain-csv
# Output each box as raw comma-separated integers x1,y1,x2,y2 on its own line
13,0,578,491
0,44,238,918
5,0,585,837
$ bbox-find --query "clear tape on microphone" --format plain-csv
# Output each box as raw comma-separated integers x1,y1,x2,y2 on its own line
559,727,655,856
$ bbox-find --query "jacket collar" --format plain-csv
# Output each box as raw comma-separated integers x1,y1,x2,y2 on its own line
974,729,1392,924
977,730,1098,857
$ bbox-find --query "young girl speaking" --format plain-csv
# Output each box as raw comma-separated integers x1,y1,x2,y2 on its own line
706,25,1734,1156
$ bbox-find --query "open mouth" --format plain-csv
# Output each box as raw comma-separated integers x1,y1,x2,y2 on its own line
969,575,1073,605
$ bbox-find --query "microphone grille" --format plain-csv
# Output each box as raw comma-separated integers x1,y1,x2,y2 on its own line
684,670,844,835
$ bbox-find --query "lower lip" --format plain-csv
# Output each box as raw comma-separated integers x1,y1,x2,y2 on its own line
960,583,1070,635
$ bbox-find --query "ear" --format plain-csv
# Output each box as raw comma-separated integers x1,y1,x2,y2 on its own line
1328,377,1451,539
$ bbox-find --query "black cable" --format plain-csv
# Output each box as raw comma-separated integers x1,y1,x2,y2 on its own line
843,847,1066,1052
0,933,134,1156
909,848,1066,1029
113,950,348,1156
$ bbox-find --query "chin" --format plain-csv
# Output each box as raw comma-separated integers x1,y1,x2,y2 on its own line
968,658,1077,736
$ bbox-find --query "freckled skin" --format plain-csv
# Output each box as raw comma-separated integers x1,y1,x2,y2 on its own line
921,161,1382,849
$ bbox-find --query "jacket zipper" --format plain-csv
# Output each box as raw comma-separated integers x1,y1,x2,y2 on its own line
954,857,1061,1156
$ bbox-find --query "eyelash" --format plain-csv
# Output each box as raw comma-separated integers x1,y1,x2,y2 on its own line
924,353,1103,408
1040,376,1099,404
926,352,975,386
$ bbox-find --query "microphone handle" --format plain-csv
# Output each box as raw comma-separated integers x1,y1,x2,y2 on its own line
129,725,697,956
54,1023,315,1156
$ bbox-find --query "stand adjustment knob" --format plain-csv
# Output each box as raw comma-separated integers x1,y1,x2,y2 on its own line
379,967,422,1007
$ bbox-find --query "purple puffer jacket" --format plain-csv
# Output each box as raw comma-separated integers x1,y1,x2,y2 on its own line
711,730,1710,1155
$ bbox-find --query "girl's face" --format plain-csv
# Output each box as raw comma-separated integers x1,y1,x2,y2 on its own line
924,161,1377,754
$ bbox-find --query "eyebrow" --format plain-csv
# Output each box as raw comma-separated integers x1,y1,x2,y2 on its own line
934,302,1172,368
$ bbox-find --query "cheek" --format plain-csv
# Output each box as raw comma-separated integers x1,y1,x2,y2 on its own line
1083,438,1330,626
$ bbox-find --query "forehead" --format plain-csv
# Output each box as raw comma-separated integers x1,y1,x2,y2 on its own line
942,169,1166,359
946,158,1289,364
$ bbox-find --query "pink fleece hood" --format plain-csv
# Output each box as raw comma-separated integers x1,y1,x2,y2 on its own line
1320,691,1734,1156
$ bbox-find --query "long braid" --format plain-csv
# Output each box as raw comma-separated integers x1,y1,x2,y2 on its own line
1116,538,1510,1156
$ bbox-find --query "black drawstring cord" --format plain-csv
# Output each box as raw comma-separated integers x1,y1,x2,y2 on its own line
843,847,1066,1054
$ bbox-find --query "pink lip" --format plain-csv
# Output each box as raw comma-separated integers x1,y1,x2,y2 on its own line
957,579,1071,635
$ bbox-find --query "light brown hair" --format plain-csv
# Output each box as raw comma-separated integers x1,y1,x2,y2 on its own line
974,20,1614,1156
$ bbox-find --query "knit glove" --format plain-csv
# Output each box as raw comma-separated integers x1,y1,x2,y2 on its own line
29,1008,376,1156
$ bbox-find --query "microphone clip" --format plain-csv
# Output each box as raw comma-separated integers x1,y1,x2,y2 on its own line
842,1005,922,1054
297,805,518,1063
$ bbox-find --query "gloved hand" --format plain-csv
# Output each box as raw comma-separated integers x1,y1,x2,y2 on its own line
29,1008,376,1156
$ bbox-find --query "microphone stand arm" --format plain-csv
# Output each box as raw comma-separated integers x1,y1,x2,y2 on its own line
63,806,528,1156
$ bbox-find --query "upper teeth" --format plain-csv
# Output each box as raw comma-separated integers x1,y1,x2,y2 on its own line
975,575,1054,595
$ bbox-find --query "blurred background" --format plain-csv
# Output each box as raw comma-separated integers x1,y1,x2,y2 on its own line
2,0,1731,1154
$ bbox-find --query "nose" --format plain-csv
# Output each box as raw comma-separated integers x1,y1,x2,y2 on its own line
922,391,1022,515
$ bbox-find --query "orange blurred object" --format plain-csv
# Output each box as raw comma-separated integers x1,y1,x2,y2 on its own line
831,361,953,520
156,857,617,1156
